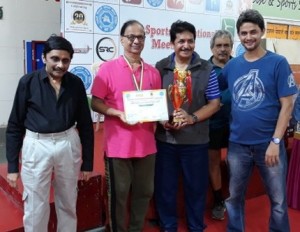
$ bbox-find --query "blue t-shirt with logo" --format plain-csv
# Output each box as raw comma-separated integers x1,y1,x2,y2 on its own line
221,51,298,145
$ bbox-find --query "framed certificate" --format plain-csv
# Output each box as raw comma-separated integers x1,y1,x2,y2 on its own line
123,89,169,123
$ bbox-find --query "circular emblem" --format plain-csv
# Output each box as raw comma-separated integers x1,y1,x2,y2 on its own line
147,0,163,7
96,37,117,61
95,5,118,32
73,10,85,24
70,66,92,90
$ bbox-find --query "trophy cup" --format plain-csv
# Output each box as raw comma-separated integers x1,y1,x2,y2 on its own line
168,68,192,123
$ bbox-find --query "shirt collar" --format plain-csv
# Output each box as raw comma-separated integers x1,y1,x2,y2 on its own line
120,55,147,70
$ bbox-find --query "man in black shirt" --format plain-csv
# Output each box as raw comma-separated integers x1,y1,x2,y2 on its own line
6,35,94,231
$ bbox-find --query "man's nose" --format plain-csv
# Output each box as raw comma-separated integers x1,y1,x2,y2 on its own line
183,41,190,47
57,60,66,67
245,33,252,39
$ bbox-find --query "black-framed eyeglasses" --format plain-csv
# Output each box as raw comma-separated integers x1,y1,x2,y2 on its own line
122,34,146,42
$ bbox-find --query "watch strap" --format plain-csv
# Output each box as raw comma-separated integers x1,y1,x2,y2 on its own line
271,137,280,144
192,114,198,124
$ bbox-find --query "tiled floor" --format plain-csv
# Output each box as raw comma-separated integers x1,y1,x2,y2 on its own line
1,126,299,232
142,194,300,232
0,127,6,164
2,192,299,232
0,189,23,231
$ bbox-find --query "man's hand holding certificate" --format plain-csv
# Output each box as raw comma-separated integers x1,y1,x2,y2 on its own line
123,89,168,123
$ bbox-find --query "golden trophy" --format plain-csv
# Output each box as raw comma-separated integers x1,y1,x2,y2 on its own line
168,68,192,123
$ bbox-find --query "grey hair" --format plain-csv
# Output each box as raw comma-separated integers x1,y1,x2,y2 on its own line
210,30,234,49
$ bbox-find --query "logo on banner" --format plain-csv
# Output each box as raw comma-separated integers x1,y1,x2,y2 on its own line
95,5,118,32
236,43,245,56
147,0,163,7
222,18,235,37
167,0,184,9
189,0,203,4
122,0,142,4
205,0,220,11
70,66,92,90
72,10,86,25
96,37,117,61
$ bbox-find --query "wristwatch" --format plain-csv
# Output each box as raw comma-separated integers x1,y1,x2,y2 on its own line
271,137,280,145
191,114,198,124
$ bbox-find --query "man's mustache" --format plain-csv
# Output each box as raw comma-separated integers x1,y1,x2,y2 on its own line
54,67,65,72
218,52,229,56
181,48,192,51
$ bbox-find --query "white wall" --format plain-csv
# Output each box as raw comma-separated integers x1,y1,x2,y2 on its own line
0,0,60,126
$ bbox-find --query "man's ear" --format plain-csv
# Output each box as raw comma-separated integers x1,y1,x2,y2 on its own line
42,54,46,63
262,28,266,37
120,36,125,46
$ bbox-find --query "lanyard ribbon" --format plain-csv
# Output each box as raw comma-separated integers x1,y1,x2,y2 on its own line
123,55,144,91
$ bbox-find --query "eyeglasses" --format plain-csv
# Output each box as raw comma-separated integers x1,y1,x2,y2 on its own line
122,34,146,42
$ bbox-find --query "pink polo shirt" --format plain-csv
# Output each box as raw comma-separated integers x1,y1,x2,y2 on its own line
91,56,161,158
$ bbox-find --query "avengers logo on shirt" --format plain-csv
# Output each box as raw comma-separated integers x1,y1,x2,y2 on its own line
233,69,265,111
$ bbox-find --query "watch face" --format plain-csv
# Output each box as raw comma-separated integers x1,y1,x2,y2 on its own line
272,138,280,144
192,115,198,123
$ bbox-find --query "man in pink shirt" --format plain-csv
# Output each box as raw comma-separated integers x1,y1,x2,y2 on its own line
91,20,161,232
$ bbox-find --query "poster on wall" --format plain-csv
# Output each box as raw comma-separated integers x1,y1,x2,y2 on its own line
69,64,93,94
64,0,94,33
61,0,253,122
64,32,94,64
289,25,300,40
61,0,245,67
266,23,288,39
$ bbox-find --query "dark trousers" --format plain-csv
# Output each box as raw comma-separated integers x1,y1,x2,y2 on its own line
105,155,155,232
154,141,209,232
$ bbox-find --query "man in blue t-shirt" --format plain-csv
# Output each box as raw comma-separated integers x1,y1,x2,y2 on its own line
220,9,298,232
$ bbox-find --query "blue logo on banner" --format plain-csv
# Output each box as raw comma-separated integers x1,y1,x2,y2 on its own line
95,5,118,32
236,44,246,56
147,0,163,7
70,66,92,90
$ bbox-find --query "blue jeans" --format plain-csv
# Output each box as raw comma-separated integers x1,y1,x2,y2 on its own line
154,141,209,232
226,142,290,232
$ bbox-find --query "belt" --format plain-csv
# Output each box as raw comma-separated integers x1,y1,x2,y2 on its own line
25,126,76,139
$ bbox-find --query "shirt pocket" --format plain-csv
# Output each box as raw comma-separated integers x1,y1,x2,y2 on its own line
21,136,36,165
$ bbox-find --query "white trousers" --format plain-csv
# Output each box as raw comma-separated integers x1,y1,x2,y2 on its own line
21,127,82,232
